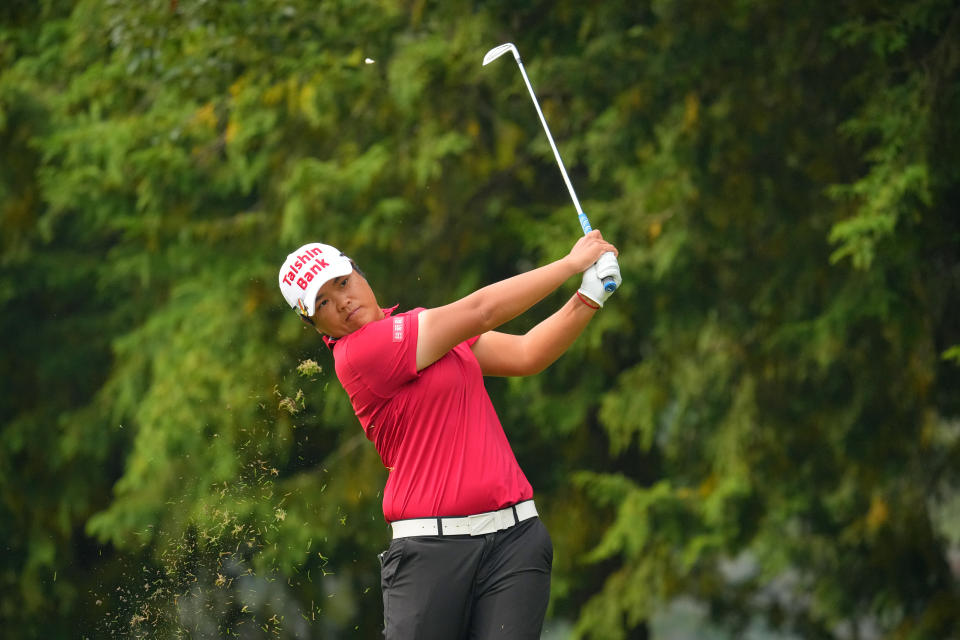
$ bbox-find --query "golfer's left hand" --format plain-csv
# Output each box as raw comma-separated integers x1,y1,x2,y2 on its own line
579,253,622,308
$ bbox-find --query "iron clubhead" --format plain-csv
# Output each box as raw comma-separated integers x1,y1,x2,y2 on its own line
482,43,520,66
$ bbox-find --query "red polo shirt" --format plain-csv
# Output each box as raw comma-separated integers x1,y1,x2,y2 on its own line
330,306,533,523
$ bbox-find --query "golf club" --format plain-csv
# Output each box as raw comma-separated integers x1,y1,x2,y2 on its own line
483,42,618,292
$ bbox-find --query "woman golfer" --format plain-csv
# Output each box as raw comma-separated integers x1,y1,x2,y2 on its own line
278,231,620,639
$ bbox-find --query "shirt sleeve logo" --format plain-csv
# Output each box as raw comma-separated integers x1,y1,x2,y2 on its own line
392,316,404,342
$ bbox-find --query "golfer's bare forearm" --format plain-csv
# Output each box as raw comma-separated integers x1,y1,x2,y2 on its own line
470,295,595,376
465,257,580,332
417,257,579,370
516,295,595,374
418,232,615,370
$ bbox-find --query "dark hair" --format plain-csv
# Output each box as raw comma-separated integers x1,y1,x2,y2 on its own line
298,259,365,326
349,259,365,278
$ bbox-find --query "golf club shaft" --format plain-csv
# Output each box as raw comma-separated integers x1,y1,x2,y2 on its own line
512,56,617,292
513,59,589,233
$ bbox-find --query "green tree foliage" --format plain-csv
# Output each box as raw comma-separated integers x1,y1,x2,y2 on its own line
1,0,958,638
568,2,960,639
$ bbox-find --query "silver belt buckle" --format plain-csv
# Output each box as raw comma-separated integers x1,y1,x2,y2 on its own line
467,511,498,536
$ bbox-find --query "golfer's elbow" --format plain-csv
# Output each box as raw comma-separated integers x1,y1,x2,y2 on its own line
526,354,555,376
468,291,506,334
476,301,499,334
514,340,552,376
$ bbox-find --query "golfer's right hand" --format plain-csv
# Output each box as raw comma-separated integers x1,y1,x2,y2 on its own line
567,230,618,273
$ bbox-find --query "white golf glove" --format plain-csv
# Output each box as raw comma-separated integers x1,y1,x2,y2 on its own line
578,252,622,308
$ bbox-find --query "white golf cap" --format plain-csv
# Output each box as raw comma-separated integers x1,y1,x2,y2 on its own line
278,243,354,317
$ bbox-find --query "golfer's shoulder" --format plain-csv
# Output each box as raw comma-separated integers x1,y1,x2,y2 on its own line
335,307,423,384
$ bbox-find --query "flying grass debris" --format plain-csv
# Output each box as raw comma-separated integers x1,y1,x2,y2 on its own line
277,388,304,414
297,359,322,377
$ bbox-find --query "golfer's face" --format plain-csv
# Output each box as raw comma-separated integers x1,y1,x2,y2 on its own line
312,271,380,337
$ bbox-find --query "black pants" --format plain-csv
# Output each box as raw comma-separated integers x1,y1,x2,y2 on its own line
379,517,553,639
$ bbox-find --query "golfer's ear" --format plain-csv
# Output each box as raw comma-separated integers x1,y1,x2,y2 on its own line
301,315,330,337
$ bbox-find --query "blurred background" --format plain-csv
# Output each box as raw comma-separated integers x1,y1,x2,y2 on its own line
2,0,959,638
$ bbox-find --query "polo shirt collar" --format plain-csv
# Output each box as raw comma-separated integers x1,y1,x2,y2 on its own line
321,304,400,350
